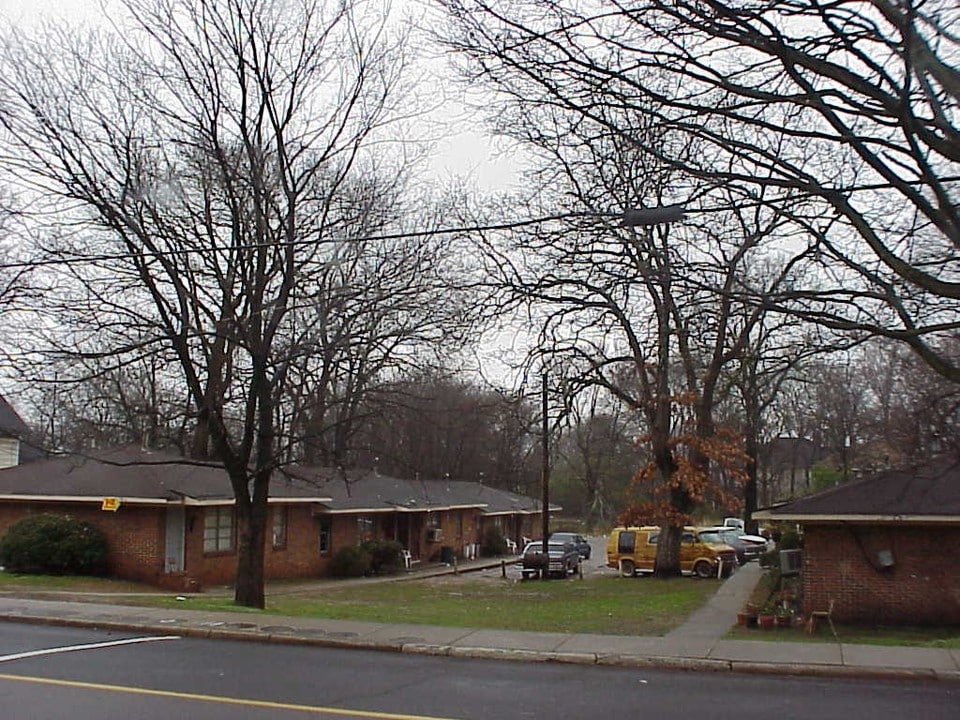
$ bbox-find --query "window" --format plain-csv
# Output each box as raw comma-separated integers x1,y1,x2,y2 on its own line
203,507,234,553
272,506,287,549
618,531,636,553
356,515,374,541
319,517,332,555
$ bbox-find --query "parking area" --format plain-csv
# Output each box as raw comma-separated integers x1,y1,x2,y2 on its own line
467,535,617,583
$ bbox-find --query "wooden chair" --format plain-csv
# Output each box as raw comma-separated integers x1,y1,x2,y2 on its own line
806,599,837,638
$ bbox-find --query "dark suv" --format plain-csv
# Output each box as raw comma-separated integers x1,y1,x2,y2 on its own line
521,540,580,579
549,532,591,560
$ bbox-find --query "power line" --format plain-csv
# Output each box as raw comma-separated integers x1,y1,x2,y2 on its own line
0,211,624,272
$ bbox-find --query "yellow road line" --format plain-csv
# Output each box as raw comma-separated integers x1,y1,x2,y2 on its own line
0,673,461,720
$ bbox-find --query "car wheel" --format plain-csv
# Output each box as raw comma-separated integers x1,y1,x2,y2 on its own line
694,560,714,579
619,559,635,577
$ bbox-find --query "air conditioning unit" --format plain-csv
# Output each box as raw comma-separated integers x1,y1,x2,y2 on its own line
780,549,802,576
426,527,443,543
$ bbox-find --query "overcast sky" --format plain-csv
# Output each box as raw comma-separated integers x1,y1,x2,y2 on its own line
0,0,523,192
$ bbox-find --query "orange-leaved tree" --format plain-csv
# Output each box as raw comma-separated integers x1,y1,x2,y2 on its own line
620,395,748,577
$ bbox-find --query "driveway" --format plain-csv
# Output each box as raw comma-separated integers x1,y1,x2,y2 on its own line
468,534,616,582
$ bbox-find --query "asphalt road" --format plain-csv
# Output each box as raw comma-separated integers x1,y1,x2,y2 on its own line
1,623,956,720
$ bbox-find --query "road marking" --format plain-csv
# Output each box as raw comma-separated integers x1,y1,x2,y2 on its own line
0,673,461,719
0,635,181,663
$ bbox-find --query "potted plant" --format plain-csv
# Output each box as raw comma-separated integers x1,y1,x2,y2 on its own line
737,605,758,627
775,606,793,628
757,604,777,629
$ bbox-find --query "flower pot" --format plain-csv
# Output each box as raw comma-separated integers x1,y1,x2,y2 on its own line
776,614,792,628
737,612,757,627
757,614,776,630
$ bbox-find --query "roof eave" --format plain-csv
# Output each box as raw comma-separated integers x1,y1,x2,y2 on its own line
0,494,333,506
0,494,185,506
754,511,960,523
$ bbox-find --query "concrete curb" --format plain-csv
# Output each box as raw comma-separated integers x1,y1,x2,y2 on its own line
3,612,958,684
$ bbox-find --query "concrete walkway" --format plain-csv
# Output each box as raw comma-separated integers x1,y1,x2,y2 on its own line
1,560,957,682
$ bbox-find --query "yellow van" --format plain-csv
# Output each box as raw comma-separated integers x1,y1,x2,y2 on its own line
606,526,738,578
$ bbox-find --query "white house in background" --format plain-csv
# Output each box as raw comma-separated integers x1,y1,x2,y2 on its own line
0,394,32,468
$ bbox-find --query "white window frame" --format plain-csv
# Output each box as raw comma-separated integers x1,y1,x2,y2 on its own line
203,507,235,554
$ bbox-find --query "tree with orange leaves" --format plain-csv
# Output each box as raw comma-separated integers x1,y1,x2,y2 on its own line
619,392,749,577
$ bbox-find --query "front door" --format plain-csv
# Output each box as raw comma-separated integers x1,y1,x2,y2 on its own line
164,506,185,574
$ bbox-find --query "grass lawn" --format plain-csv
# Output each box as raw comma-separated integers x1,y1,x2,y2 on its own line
0,570,718,636
0,572,153,593
151,575,719,636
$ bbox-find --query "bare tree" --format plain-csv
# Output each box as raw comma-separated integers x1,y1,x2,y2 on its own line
728,312,825,526
552,387,637,526
439,0,873,574
349,372,541,491
0,0,418,607
283,182,484,468
22,355,192,453
768,338,960,479
459,109,780,573
437,0,960,383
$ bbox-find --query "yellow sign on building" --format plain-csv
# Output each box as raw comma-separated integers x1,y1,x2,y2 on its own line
101,497,121,512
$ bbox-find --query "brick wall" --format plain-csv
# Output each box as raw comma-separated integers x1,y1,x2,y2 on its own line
264,505,329,578
2,501,541,588
0,501,165,583
183,505,340,587
802,523,960,625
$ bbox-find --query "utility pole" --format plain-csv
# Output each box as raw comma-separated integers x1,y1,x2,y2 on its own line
541,371,550,577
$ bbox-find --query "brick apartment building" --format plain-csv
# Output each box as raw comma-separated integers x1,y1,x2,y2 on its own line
755,454,960,626
0,445,548,590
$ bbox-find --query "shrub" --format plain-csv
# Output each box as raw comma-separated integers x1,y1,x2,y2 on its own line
779,529,803,550
759,548,780,570
360,539,403,574
481,525,507,557
0,514,109,576
328,545,371,578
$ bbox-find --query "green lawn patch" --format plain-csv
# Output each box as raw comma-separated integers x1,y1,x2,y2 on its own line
149,575,718,636
0,571,151,594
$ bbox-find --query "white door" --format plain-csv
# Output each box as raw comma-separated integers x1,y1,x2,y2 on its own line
164,506,186,574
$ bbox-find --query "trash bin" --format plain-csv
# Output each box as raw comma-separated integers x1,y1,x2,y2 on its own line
440,546,455,564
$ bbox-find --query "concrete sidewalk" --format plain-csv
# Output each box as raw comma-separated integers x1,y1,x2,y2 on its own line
1,561,957,682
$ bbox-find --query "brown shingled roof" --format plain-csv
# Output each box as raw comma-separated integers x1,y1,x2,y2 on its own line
755,454,960,522
0,446,547,514
0,446,331,504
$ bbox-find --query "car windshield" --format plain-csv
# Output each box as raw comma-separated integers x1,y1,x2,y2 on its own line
525,542,565,553
698,531,724,544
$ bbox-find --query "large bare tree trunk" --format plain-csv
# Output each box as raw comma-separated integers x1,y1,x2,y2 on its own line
234,498,267,608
